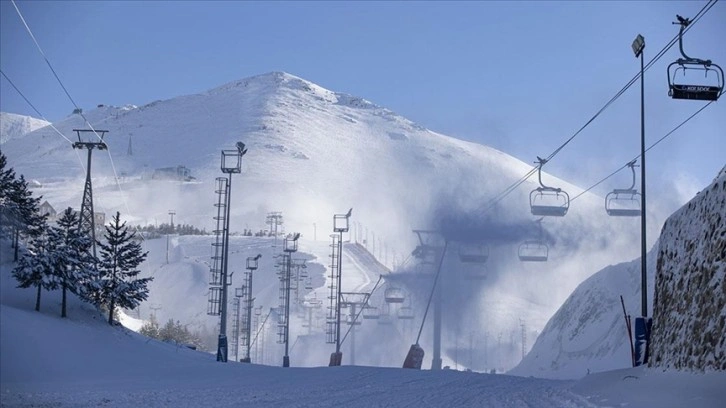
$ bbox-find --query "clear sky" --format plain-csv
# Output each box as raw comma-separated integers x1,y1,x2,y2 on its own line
1,1,724,212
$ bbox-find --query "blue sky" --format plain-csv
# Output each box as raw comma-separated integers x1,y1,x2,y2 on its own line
1,0,724,210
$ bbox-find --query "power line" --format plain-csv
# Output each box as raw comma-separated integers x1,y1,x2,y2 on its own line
477,0,718,215
10,0,140,228
571,101,715,203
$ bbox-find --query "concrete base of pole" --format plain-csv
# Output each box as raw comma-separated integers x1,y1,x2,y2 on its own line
403,344,425,369
283,356,290,367
329,352,342,366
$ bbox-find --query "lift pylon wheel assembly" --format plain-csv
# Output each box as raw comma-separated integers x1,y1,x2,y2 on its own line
667,15,724,101
518,218,549,262
529,157,570,217
605,161,642,217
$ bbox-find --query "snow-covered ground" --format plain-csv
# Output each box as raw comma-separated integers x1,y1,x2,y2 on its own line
3,238,725,407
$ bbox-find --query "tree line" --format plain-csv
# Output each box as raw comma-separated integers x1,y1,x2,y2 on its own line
1,152,151,324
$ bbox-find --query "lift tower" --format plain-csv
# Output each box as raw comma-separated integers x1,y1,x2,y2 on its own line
328,208,352,366
72,129,108,257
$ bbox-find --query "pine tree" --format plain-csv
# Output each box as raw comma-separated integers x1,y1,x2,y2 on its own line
94,211,151,325
139,315,161,339
47,207,96,317
0,153,46,260
12,223,57,311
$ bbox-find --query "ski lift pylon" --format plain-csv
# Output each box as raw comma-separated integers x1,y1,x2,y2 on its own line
605,161,642,217
529,157,569,217
667,15,724,101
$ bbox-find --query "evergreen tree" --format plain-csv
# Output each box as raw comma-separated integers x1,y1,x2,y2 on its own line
47,207,96,317
94,211,151,325
139,314,161,339
0,153,46,260
12,223,57,311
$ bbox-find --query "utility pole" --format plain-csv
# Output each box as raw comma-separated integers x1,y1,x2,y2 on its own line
328,209,352,366
631,33,651,366
266,212,284,247
241,254,261,363
279,233,300,367
166,210,175,264
72,129,108,258
208,142,247,363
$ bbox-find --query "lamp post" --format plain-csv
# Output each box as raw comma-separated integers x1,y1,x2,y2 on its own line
329,209,352,366
631,34,651,366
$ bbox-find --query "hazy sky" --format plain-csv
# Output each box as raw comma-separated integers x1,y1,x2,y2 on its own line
1,1,724,210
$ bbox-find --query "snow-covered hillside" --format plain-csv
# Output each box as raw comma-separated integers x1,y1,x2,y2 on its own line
1,71,657,371
0,112,50,144
509,246,656,380
650,166,726,371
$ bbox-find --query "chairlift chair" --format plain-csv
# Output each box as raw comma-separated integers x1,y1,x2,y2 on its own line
384,287,405,303
667,15,724,101
518,219,549,262
362,305,380,320
605,161,642,217
346,314,362,326
458,244,489,264
397,306,415,320
529,157,569,217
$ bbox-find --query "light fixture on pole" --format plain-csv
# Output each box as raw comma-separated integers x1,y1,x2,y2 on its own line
631,34,651,367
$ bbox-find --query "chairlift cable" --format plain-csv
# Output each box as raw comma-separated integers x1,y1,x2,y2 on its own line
571,101,714,203
477,0,717,215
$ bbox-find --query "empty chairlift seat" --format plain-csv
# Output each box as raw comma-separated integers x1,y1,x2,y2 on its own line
667,15,724,101
518,240,549,262
397,306,415,320
384,287,405,303
458,244,489,264
529,157,569,217
605,161,641,217
362,306,380,320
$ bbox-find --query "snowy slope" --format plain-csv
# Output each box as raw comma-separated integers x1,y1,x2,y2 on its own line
650,166,726,371
0,112,50,144
1,71,654,371
3,237,726,408
509,248,656,380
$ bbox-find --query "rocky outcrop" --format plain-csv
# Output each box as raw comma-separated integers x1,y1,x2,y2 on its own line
650,167,726,371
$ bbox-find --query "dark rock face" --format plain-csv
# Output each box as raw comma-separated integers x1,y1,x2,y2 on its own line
650,168,726,371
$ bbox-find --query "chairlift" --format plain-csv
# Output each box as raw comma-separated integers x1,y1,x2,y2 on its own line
458,244,489,264
346,314,362,326
605,161,642,217
397,306,415,320
667,15,724,101
518,219,549,262
304,278,313,290
384,287,405,303
362,305,380,320
529,157,569,217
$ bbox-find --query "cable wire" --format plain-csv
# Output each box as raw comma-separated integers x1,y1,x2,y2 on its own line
477,0,718,215
571,101,715,202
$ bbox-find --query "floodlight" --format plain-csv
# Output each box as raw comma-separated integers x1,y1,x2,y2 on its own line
632,34,645,58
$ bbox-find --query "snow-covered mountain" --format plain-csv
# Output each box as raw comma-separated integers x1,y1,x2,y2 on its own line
0,112,50,144
1,71,655,371
650,166,726,371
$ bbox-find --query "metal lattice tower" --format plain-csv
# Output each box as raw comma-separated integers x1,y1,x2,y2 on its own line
326,233,340,344
266,212,284,247
207,177,228,317
208,143,247,363
328,209,352,367
72,129,108,257
240,255,260,363
231,293,242,362
278,233,299,367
